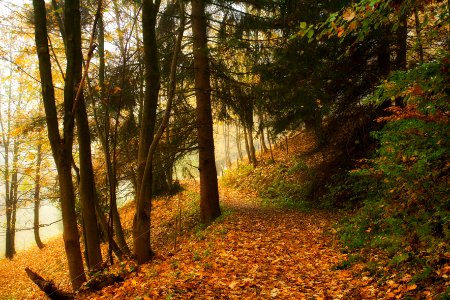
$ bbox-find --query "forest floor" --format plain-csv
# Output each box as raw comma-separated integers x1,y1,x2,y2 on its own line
1,182,420,299
0,133,434,299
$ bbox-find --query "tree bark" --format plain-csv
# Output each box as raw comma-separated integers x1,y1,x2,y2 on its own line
94,199,124,259
34,143,45,249
96,13,131,257
76,97,103,270
235,122,243,161
33,0,86,289
134,0,161,264
191,0,221,223
10,140,20,256
25,267,74,300
243,125,251,164
247,125,257,167
377,31,391,76
66,0,102,271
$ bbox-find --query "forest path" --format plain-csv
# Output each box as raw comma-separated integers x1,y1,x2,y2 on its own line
86,186,375,299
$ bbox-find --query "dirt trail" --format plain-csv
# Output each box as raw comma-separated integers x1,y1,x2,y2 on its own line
83,188,374,299
0,184,376,299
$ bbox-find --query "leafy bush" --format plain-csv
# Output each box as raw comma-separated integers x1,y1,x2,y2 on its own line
222,158,313,210
334,54,450,278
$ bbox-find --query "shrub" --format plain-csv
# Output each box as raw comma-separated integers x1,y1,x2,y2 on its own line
334,54,450,278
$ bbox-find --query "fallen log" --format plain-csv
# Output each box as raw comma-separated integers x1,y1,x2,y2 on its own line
24,267,74,300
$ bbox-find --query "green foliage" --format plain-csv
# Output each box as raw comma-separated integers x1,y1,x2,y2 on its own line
221,164,254,188
332,54,450,279
222,158,313,211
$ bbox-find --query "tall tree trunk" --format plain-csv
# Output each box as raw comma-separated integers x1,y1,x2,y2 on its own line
33,0,86,289
258,115,268,153
34,143,45,249
191,0,221,223
2,125,12,259
94,199,124,259
267,128,275,162
10,140,19,256
224,123,231,168
75,99,103,270
134,0,161,264
1,38,13,259
377,31,391,76
66,0,102,270
247,125,257,167
235,122,243,161
243,125,251,164
96,13,130,257
260,129,268,153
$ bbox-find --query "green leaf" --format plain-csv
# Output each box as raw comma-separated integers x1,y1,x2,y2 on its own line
307,28,314,40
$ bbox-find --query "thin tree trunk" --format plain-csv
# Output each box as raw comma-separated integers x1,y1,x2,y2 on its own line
134,0,161,264
96,12,131,258
94,199,124,259
10,140,20,256
224,123,231,168
235,122,243,161
1,39,13,259
75,98,103,270
259,115,268,153
243,125,251,164
245,124,257,167
68,0,102,270
267,128,275,162
33,0,86,289
191,0,221,223
260,131,268,153
34,143,45,249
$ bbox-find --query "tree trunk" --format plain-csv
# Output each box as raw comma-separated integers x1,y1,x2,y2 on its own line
10,140,20,256
58,157,86,290
396,15,408,69
33,0,86,289
96,13,131,257
377,31,390,76
134,0,161,264
267,128,275,162
259,115,268,153
34,143,45,249
94,199,124,260
76,98,103,270
243,125,251,164
244,124,257,167
1,39,13,259
224,123,231,168
235,122,243,161
66,0,102,271
25,267,74,300
191,0,221,223
3,134,12,259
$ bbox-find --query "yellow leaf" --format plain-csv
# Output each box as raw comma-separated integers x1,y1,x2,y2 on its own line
407,284,417,291
343,9,356,22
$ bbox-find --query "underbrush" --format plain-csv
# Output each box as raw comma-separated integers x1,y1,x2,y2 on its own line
222,156,314,211
326,54,450,295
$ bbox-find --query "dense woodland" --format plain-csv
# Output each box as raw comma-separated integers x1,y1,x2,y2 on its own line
0,0,449,298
